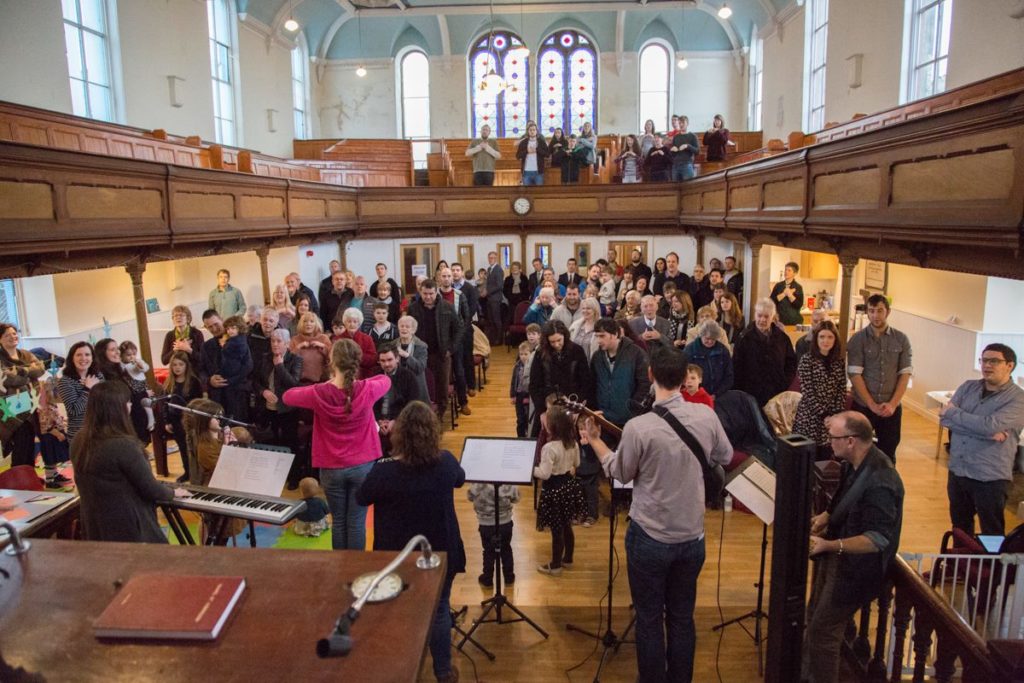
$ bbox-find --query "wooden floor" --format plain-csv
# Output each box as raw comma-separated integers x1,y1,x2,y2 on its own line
154,346,1009,683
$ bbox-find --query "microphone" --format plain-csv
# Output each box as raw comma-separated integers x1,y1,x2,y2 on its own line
141,395,174,408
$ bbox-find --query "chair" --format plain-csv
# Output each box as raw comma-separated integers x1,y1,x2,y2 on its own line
505,301,531,351
0,465,44,491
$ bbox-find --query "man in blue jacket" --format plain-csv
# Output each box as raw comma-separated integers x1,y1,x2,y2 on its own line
942,343,1024,535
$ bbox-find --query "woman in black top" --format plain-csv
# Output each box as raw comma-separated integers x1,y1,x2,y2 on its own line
651,257,668,296
548,128,570,183
95,338,151,444
502,260,531,315
528,320,592,432
71,381,189,542
357,401,465,683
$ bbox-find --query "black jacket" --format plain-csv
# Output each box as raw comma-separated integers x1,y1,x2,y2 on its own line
516,136,551,172
374,367,419,420
407,298,464,355
528,341,592,415
254,350,304,412
320,287,355,331
292,282,320,314
732,324,797,406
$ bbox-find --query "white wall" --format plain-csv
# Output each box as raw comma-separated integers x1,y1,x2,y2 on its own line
824,0,902,123
673,53,745,133
945,0,1024,89
317,62,398,138
238,24,296,156
760,5,806,141
117,0,215,139
0,0,73,114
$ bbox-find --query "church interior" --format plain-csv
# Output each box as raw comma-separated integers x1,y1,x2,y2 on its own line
1,0,1024,680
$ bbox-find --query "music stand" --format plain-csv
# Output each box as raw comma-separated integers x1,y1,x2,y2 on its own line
713,456,776,675
566,476,635,682
456,437,550,654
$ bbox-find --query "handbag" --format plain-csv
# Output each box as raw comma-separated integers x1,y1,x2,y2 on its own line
652,405,725,509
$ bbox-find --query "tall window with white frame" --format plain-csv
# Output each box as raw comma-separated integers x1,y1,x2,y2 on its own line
62,0,116,122
399,50,431,170
207,0,237,146
0,280,20,329
804,0,829,132
291,39,310,139
638,42,670,133
748,35,764,131
904,0,952,102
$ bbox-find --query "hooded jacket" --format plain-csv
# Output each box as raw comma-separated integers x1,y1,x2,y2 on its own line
283,374,390,469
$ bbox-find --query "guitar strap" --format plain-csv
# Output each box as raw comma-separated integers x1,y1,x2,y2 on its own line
652,404,712,478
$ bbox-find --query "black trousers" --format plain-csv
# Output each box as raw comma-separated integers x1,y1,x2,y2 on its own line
473,171,495,186
4,419,37,468
551,522,575,568
948,472,1009,536
852,402,902,463
479,521,515,580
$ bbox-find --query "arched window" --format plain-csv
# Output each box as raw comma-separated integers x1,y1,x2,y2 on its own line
469,31,530,137
638,42,670,133
537,30,597,136
291,36,310,139
207,0,238,146
399,50,431,169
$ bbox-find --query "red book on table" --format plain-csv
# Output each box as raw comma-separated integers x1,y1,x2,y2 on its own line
93,574,246,640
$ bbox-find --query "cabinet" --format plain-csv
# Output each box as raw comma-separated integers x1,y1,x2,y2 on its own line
800,252,839,279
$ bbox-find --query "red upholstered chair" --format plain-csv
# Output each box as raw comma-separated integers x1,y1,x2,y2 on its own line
0,465,44,491
505,301,531,351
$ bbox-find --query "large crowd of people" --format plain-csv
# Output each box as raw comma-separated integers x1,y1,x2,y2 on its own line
3,243,1023,683
467,114,736,186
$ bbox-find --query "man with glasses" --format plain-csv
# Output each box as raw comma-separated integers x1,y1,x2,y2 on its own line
846,294,913,462
941,343,1024,535
804,411,904,683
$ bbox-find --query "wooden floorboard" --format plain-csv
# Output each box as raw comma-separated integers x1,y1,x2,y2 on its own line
154,344,1007,682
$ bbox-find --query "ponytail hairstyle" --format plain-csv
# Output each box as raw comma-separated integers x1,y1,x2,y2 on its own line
330,338,362,414
544,405,577,450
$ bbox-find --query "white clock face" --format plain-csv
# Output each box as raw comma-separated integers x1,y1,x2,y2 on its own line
513,197,531,215
351,572,404,603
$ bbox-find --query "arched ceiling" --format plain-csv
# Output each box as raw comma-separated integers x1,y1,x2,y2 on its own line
237,0,791,60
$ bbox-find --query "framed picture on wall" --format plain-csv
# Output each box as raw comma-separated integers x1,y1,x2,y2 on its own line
574,242,591,268
864,260,887,292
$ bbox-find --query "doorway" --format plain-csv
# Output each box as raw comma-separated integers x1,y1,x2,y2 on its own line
608,240,648,269
400,243,440,296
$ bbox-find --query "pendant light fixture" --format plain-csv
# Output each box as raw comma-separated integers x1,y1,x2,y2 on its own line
478,0,506,94
282,1,299,32
718,3,733,19
355,12,366,77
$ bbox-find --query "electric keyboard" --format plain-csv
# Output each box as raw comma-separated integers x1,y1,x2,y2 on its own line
169,485,307,525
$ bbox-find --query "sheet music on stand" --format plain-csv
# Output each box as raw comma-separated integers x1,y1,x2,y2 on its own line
208,444,295,497
460,437,535,485
725,457,776,525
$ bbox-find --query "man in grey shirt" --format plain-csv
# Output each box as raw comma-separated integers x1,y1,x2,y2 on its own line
942,343,1024,535
846,294,913,462
208,268,246,320
580,349,732,683
466,124,501,186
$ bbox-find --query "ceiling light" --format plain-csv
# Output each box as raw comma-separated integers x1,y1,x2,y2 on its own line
718,3,733,19
355,65,367,77
284,17,299,32
677,56,689,70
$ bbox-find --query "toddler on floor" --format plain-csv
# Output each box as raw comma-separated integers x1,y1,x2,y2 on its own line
467,481,520,587
292,477,331,537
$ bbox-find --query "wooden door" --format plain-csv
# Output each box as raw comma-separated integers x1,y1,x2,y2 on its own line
400,243,440,296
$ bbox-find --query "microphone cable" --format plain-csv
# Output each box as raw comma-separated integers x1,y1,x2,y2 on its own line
714,505,726,683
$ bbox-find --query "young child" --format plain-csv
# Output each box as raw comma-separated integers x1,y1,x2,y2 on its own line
37,376,73,489
292,477,331,537
533,405,588,576
467,481,521,587
510,341,533,437
119,340,154,431
219,315,253,422
525,323,542,353
369,302,398,348
598,267,618,313
681,363,715,409
183,398,246,544
162,351,203,483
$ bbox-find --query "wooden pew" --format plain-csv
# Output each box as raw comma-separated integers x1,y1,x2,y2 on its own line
293,138,414,187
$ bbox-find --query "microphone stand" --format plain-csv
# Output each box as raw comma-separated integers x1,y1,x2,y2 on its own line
317,534,442,658
166,403,256,430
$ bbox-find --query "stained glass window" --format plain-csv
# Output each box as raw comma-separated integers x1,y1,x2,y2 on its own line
537,31,597,136
469,31,530,137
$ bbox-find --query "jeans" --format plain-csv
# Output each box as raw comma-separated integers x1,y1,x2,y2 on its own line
321,461,374,550
472,171,494,186
427,352,452,420
948,472,1009,535
852,402,902,463
514,394,530,437
522,171,544,186
452,343,468,407
626,523,705,683
671,163,695,182
430,573,455,678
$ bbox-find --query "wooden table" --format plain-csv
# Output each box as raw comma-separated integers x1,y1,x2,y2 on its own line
0,539,446,681
925,390,954,459
0,488,79,548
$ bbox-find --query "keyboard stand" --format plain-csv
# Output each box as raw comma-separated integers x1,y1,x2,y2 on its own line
161,506,259,548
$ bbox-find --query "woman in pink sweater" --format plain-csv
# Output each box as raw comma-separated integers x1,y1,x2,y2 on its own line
283,338,390,550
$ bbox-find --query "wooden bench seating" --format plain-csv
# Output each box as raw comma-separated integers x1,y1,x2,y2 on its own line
293,138,414,186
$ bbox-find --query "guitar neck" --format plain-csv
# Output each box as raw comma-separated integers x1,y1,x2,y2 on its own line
569,406,623,438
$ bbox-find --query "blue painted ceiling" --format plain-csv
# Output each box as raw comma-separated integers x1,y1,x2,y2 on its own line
238,0,788,58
